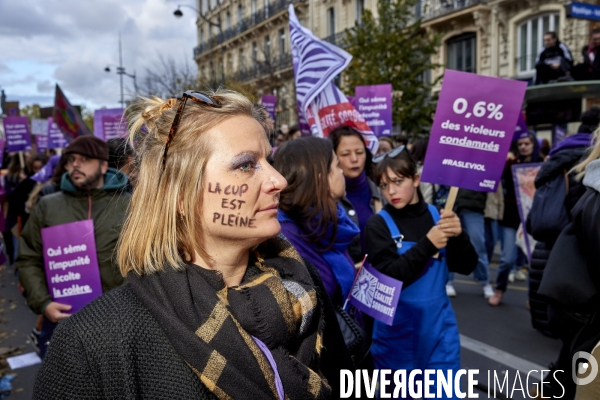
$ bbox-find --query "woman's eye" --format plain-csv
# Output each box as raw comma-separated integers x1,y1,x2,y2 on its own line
394,180,403,185
238,162,256,172
380,184,387,190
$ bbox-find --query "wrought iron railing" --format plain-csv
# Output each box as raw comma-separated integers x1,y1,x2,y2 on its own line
322,31,350,48
420,0,481,22
233,52,292,82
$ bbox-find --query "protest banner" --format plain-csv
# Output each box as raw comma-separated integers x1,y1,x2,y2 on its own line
512,163,542,261
53,84,92,141
31,118,49,136
48,117,67,149
421,70,528,209
289,5,378,152
354,84,393,137
36,135,49,152
348,262,402,325
260,95,277,121
42,220,103,313
94,108,126,141
3,116,32,152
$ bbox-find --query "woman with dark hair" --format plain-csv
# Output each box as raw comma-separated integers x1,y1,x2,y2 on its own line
329,125,383,264
489,131,542,306
365,149,476,394
275,136,359,303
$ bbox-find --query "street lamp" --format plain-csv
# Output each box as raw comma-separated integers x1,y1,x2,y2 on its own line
104,33,138,107
174,4,225,86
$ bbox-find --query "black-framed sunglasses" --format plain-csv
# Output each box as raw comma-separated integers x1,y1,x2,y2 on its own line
162,91,222,170
372,145,406,164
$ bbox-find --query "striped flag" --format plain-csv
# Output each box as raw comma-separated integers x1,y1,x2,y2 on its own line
289,5,378,153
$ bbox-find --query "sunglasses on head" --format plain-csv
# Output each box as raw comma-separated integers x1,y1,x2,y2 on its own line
372,145,406,164
162,91,222,170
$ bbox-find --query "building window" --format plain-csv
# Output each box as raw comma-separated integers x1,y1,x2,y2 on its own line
237,4,243,26
327,7,335,37
201,66,206,79
279,28,286,55
265,0,270,19
251,0,257,22
226,12,231,30
227,54,233,74
200,29,204,44
447,33,476,73
201,0,208,14
518,13,560,76
239,49,245,69
209,0,216,10
252,42,258,63
356,0,364,25
264,35,271,60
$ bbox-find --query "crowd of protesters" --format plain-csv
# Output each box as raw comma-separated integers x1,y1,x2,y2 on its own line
0,90,597,399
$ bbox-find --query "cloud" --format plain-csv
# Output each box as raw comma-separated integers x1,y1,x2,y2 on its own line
0,0,198,109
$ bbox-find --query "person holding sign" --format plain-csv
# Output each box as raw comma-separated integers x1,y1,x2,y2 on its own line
34,91,352,399
365,148,477,396
16,136,131,358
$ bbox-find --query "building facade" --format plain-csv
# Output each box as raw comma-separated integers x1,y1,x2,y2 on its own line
194,0,598,129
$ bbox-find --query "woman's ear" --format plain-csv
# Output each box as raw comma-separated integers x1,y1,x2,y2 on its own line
413,173,421,187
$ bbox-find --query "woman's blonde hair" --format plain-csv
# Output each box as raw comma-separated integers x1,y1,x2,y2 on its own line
573,126,600,180
118,89,266,276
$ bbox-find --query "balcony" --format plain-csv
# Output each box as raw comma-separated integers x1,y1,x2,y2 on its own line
233,52,293,82
322,31,349,48
420,0,482,22
194,0,307,58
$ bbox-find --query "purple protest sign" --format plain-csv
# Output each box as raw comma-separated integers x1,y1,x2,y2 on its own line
42,220,102,313
101,114,127,141
421,70,528,192
260,95,277,121
36,135,49,152
354,84,393,136
3,116,32,152
348,262,402,326
47,117,67,149
94,108,125,141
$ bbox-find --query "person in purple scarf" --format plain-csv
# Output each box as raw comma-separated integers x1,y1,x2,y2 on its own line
329,126,384,265
274,137,359,303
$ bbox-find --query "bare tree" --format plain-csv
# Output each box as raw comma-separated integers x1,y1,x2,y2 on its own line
138,56,199,98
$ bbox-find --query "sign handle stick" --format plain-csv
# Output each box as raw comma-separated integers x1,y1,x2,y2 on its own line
18,152,25,169
310,102,324,138
444,186,459,212
343,254,368,311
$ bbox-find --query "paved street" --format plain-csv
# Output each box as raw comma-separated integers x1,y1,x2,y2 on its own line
0,259,562,399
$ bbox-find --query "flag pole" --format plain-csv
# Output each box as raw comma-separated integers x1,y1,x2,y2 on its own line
343,254,368,311
310,101,324,138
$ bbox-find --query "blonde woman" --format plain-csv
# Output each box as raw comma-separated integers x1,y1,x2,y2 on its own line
34,90,352,399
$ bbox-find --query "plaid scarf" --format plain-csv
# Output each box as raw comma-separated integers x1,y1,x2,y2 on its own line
128,235,332,400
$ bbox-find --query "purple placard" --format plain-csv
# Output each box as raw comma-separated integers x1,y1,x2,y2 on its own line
260,95,277,121
421,70,527,192
3,116,32,152
47,117,67,149
94,108,125,141
354,84,392,137
42,220,102,313
101,114,127,141
36,135,49,152
348,262,403,326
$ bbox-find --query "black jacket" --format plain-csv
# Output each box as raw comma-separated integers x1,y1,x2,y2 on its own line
365,201,477,287
526,146,587,337
455,189,487,213
535,42,573,84
582,44,600,80
34,271,353,399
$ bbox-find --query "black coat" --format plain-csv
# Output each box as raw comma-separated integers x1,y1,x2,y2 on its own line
34,277,353,399
527,147,587,337
582,45,600,80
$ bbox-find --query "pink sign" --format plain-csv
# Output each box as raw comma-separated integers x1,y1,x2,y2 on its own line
421,70,527,192
42,220,103,313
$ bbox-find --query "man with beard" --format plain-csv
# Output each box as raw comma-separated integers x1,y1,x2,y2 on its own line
16,136,131,358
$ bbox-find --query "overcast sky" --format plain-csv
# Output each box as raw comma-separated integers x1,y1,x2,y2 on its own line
0,0,198,111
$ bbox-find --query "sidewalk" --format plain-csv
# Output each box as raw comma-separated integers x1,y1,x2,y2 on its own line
0,264,41,399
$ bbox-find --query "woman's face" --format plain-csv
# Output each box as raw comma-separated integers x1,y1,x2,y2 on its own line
379,167,420,209
31,160,44,174
517,137,534,157
336,135,366,179
328,151,346,201
201,116,287,244
376,140,393,156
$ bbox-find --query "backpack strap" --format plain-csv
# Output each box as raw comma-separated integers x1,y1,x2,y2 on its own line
427,204,441,223
378,209,404,249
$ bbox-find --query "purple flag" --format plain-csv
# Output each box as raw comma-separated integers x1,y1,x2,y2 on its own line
260,95,277,121
42,220,103,313
355,84,393,137
31,155,61,183
512,163,542,261
48,117,67,149
421,70,527,192
289,6,378,153
348,262,403,326
3,116,32,152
